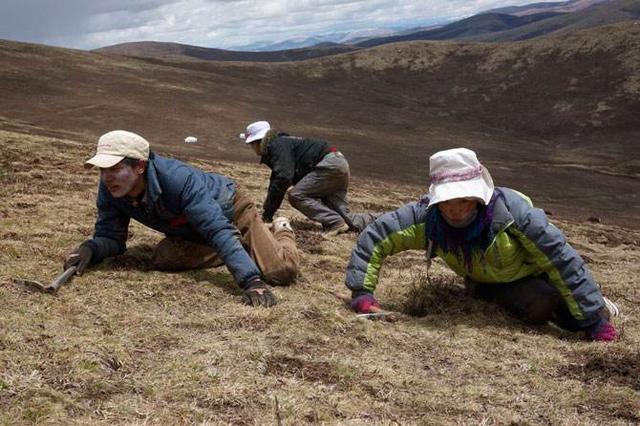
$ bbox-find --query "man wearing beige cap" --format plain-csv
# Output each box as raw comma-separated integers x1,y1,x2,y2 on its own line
63,130,299,307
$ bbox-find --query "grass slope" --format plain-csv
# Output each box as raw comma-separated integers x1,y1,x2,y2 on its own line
1,128,638,424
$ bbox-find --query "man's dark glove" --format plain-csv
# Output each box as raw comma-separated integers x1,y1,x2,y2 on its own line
242,279,278,307
63,244,93,276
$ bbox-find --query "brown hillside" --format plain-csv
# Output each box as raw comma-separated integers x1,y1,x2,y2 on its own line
0,22,639,226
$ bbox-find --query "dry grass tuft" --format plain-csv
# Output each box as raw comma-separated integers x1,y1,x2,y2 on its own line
1,128,638,424
402,272,465,317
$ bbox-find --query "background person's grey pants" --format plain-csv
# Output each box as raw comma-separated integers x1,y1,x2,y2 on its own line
288,153,376,231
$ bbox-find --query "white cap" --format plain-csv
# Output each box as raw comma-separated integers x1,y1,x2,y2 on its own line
242,121,270,143
85,130,149,168
427,148,494,207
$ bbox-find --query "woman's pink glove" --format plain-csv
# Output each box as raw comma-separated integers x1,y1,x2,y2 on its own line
588,319,618,342
351,293,380,313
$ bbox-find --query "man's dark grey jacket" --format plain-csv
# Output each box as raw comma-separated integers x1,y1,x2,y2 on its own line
259,131,331,221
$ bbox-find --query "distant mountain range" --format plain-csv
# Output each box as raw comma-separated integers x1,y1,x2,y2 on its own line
234,0,615,50
354,11,564,47
486,0,609,16
94,0,640,62
235,28,399,52
357,0,639,46
473,0,640,41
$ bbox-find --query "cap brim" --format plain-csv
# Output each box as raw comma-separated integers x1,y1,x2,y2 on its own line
427,170,494,207
245,129,269,143
84,153,125,169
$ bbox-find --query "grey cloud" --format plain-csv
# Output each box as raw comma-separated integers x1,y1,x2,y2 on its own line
0,0,173,41
0,0,546,50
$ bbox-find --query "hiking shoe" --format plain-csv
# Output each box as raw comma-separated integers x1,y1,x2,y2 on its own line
323,222,349,237
272,217,293,233
603,296,620,318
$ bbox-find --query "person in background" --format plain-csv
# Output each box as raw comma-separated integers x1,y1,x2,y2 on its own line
64,130,300,307
345,147,619,342
240,121,376,236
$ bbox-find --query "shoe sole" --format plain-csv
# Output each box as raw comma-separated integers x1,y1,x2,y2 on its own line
323,224,349,237
604,296,619,318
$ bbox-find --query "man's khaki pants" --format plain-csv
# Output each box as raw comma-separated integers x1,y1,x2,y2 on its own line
151,188,299,286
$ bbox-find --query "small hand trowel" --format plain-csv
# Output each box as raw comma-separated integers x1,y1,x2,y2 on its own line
14,266,78,293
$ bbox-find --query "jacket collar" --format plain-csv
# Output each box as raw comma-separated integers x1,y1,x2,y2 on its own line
489,188,514,235
260,129,288,157
142,152,162,204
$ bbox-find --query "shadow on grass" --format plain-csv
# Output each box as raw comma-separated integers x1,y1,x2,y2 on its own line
100,244,155,271
290,218,320,232
184,269,239,294
388,272,574,339
97,244,240,295
559,348,640,392
556,348,640,422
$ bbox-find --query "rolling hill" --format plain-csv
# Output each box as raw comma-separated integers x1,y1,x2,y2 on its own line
0,21,639,226
487,0,611,16
355,12,565,47
474,0,640,41
357,0,639,46
94,40,359,62
94,0,638,61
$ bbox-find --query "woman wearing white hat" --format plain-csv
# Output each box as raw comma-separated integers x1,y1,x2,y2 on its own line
344,148,619,342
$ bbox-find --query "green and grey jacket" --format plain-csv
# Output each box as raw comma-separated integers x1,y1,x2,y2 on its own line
345,187,606,328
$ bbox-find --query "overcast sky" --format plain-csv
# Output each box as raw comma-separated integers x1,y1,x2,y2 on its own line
0,0,560,50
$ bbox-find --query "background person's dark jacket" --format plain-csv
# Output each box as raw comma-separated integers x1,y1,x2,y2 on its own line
259,130,331,221
84,152,262,287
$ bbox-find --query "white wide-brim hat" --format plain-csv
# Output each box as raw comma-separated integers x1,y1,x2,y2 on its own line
427,147,494,208
241,120,271,143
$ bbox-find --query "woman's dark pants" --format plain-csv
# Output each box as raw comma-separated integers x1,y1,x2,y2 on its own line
468,275,608,332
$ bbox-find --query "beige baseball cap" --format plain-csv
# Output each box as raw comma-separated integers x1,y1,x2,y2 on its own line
85,130,150,168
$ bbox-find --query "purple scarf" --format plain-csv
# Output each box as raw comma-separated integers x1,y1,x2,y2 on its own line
422,193,500,272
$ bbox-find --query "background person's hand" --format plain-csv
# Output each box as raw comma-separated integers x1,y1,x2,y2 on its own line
351,292,380,314
63,244,93,275
243,279,278,307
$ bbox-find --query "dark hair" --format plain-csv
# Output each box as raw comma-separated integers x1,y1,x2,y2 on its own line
121,157,145,167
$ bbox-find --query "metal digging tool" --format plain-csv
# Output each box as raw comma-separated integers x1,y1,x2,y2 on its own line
15,266,78,293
